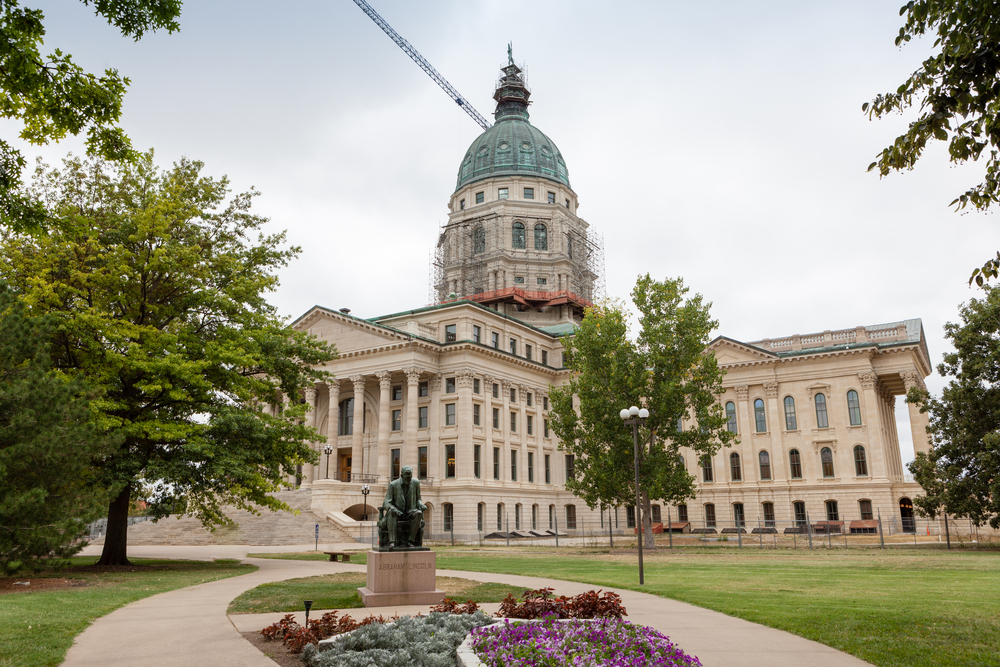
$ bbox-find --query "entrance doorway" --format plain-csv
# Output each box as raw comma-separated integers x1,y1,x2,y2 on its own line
899,497,915,533
338,451,352,482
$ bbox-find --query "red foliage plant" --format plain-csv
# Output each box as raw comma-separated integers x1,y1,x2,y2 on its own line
496,587,627,620
429,598,480,614
260,610,398,654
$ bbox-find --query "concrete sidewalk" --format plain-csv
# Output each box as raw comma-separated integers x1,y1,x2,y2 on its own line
65,545,872,667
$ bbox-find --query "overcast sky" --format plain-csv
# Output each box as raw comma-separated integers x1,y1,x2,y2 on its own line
11,0,997,463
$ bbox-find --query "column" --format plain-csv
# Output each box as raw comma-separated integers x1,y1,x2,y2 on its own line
502,379,513,482
303,386,318,485
859,372,888,481
764,382,786,482
458,371,475,480
325,382,339,480
376,371,392,482
428,375,441,481
350,375,366,482
901,371,931,456
404,367,422,470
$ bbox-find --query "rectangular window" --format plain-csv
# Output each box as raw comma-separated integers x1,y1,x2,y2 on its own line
492,407,499,429
532,504,537,530
491,332,500,349
511,451,517,481
477,504,483,532
826,500,839,521
473,404,481,426
446,377,455,393
701,455,713,483
547,191,556,204
476,191,484,204
498,187,509,199
652,505,662,523
418,406,428,428
542,350,548,366
733,503,745,528
509,338,517,355
528,452,534,482
510,411,517,433
492,382,499,398
794,501,807,526
526,392,532,407
514,275,524,284
566,505,576,530
523,187,534,199
626,506,636,529
444,503,453,531
392,409,402,431
419,381,428,397
445,444,456,478
474,444,481,478
445,324,457,342
392,385,403,401
445,403,456,426
497,504,503,531
705,504,716,528
473,325,481,343
678,504,689,523
544,419,549,438
544,454,551,484
525,344,532,361
859,499,873,521
763,502,775,527
460,198,465,210
418,446,427,479
784,397,797,430
473,378,480,394
565,454,575,480
537,277,547,285
565,199,570,209
391,448,401,479
493,447,500,480
510,387,516,402
527,415,533,435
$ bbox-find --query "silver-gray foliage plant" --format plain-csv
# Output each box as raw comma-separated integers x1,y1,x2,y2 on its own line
302,611,494,667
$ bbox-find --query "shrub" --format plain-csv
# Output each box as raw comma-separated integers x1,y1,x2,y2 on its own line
260,611,396,654
496,587,627,620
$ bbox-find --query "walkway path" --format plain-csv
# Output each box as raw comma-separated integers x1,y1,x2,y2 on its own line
66,544,872,667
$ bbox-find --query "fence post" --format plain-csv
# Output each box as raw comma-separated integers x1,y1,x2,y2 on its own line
944,513,951,549
668,506,673,549
807,512,813,550
877,508,885,549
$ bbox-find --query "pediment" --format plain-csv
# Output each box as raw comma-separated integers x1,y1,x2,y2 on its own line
293,306,410,354
709,337,777,365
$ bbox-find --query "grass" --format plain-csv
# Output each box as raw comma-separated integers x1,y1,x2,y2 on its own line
430,547,1000,667
0,557,254,667
226,571,526,614
246,551,368,564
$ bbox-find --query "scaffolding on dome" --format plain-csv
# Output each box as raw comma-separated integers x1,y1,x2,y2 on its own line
429,213,605,317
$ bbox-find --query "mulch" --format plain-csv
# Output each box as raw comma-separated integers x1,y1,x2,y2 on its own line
242,631,308,667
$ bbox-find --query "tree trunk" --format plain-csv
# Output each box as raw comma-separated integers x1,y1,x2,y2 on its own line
642,489,656,550
97,483,132,566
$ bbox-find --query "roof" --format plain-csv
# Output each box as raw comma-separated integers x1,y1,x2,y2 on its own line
724,318,929,359
455,119,570,191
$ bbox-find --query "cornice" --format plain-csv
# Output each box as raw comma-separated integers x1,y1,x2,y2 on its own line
717,343,924,371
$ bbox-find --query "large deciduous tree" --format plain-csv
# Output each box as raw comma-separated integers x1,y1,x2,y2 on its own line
549,275,735,548
1,0,181,231
864,1,1000,285
0,152,336,565
907,285,1000,528
0,284,113,573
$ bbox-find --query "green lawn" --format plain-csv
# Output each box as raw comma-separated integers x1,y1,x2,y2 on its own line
227,571,524,613
0,558,254,667
433,547,1000,667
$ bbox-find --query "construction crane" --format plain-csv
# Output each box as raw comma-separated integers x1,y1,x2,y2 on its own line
349,0,492,131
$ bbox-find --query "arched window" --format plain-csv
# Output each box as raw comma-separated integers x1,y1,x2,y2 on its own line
512,222,526,249
443,503,454,531
759,451,771,480
821,447,835,477
789,448,802,479
725,401,737,433
677,454,685,471
793,501,806,527
531,504,538,530
733,502,745,528
754,398,767,432
859,499,873,520
515,503,522,530
497,503,503,530
534,223,548,250
784,396,797,430
762,502,775,527
704,503,716,528
477,503,484,532
338,398,354,435
825,500,839,521
814,393,829,428
730,452,742,481
854,445,868,476
473,226,486,254
847,390,862,425
701,455,713,482
565,504,577,529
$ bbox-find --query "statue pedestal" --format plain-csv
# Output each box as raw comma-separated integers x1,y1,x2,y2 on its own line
358,550,445,607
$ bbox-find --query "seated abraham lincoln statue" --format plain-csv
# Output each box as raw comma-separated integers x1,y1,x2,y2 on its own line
377,465,427,550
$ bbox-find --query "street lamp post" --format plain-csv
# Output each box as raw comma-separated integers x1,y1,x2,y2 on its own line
323,444,333,480
361,484,371,522
620,405,649,585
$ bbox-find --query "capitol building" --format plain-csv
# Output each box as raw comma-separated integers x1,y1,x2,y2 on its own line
286,56,933,540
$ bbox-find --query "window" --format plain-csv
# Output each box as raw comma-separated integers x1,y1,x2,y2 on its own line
392,385,403,401
859,499,873,521
338,398,354,435
460,198,465,210
537,277,547,285
419,381,428,397
527,415,533,435
678,504,688,522
418,446,427,479
445,324,456,342
514,276,525,284
446,377,456,393
445,444,456,478
510,411,517,432
847,390,862,425
525,344,532,361
491,332,500,349
492,382,499,398
392,409,402,431
473,227,485,254
789,449,802,479
652,505,661,523
701,455,713,482
477,503,484,532
733,503,745,528
534,223,548,250
543,396,549,410
493,447,500,479
793,501,807,526
730,452,742,481
725,401,737,433
515,504,521,530
854,445,868,476
532,504,538,530
815,393,829,428
444,503,453,531
474,444,481,478
472,378,480,394
676,416,684,432
544,419,549,437
626,506,636,528
547,191,555,204
826,500,839,521
565,454,575,480
512,221,525,248
544,454,550,483
754,398,767,432
492,407,499,429
391,448,401,479
565,198,570,208
499,187,509,200
566,505,577,530
418,406,428,428
509,338,517,355
821,447,835,477
523,187,534,199
542,350,548,366
473,404,480,426
445,403,456,426
677,454,685,471
705,503,716,528
526,392,533,407
510,387,516,402
475,191,484,204
473,326,481,343
511,451,517,481
528,452,534,482
759,450,771,480
497,504,503,530
763,502,775,527
784,396,797,430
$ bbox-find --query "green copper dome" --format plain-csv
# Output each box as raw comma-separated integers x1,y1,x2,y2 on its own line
455,58,570,191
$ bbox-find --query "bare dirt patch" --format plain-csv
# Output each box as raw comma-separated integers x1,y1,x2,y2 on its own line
242,630,305,667
0,577,90,594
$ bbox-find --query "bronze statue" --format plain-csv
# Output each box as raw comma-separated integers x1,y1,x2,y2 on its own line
377,466,427,550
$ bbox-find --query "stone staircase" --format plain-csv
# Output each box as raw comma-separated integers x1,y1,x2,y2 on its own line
90,488,357,546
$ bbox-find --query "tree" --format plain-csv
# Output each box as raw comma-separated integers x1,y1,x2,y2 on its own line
863,1,1000,285
0,284,113,573
907,284,1000,528
0,152,336,565
1,1,181,230
549,275,736,548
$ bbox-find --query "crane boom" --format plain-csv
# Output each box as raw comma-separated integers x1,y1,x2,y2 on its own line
349,0,492,131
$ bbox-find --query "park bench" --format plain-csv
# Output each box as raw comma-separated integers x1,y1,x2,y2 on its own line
323,551,353,562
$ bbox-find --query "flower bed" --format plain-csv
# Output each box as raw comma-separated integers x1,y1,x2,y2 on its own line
468,615,702,667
